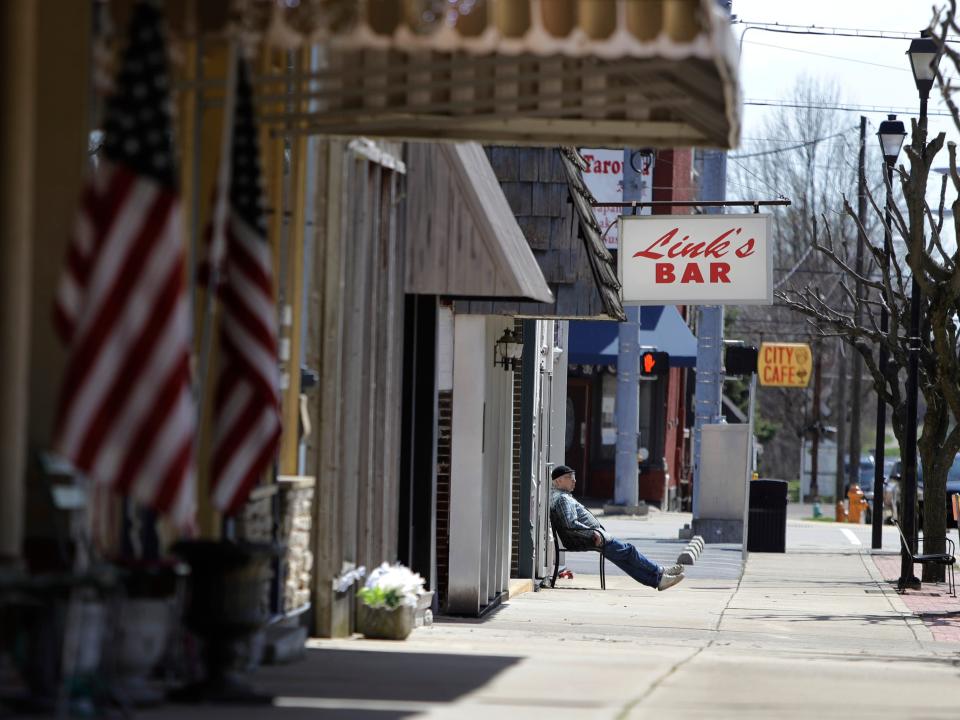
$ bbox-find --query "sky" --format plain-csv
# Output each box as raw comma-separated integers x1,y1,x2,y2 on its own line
733,0,958,176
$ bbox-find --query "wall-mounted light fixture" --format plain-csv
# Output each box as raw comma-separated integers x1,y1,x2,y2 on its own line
493,328,523,371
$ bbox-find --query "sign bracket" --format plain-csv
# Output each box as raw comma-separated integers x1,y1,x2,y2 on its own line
592,199,790,211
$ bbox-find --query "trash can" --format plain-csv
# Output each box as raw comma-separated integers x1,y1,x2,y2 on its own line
747,479,788,553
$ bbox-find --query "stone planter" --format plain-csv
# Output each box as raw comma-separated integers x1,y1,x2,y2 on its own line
114,598,172,705
171,540,282,702
113,560,186,705
356,603,415,640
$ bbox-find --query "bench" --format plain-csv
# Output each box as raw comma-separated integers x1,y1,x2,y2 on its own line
550,525,606,590
892,518,956,597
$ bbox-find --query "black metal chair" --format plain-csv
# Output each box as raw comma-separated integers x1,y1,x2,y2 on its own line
952,493,960,552
892,518,956,597
550,525,606,590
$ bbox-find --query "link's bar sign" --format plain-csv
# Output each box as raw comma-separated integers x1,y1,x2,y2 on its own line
758,342,812,388
618,214,773,305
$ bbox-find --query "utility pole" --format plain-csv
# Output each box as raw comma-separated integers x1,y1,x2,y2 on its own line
614,304,640,507
613,149,645,509
691,150,726,521
809,351,822,502
834,341,849,521
847,116,867,500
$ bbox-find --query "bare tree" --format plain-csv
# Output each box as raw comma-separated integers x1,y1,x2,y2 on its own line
777,10,960,576
727,78,867,486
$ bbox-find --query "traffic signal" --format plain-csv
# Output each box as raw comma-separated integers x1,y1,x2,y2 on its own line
725,345,759,375
639,351,669,377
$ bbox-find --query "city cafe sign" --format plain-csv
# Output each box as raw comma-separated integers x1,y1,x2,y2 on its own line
618,214,772,305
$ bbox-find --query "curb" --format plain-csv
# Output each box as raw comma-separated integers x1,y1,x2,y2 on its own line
507,578,535,599
859,550,934,641
677,535,705,565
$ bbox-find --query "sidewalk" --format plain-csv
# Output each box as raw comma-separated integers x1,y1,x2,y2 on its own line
142,545,960,719
872,552,960,642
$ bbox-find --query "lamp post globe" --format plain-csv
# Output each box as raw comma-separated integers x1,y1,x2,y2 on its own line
876,115,907,168
906,29,940,99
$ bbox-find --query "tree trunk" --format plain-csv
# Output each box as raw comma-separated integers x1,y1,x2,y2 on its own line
917,401,949,582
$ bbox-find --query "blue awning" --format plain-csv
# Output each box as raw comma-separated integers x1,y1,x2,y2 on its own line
568,306,697,368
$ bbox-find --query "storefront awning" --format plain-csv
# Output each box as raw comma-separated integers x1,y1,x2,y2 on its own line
568,306,697,367
405,142,554,302
157,0,741,149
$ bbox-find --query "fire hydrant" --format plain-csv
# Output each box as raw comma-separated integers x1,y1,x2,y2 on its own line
847,483,868,523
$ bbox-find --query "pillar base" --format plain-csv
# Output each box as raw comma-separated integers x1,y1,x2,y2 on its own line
691,518,743,544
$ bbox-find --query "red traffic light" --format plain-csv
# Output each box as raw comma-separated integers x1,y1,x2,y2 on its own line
640,351,669,377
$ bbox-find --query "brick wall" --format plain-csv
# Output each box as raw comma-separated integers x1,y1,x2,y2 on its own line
510,320,523,577
435,390,453,611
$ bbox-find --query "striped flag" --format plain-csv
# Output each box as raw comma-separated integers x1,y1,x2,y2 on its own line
53,1,196,528
202,57,282,515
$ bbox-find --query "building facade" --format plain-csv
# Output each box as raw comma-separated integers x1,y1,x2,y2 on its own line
0,0,741,649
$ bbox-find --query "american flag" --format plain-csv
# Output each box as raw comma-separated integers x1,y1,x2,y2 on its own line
53,1,196,527
203,58,281,515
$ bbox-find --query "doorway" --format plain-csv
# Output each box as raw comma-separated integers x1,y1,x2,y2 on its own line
566,378,591,498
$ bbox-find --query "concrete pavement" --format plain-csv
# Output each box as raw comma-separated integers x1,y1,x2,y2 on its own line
144,512,960,719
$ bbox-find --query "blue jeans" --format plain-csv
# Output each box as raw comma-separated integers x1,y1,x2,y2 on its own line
603,538,662,588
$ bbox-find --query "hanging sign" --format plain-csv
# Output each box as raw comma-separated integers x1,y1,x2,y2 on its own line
758,342,812,388
618,214,773,305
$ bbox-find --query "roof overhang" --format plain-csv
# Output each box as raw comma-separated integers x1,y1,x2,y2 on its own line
153,0,742,149
405,142,554,303
568,306,698,367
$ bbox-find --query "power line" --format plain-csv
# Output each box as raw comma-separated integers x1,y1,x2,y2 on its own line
774,242,817,290
730,128,856,159
743,39,910,73
733,20,960,43
744,136,856,143
726,177,779,199
745,99,956,118
728,155,788,200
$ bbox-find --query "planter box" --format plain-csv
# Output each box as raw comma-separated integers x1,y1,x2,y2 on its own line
356,604,414,641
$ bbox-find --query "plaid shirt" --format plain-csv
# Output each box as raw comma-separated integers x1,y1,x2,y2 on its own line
550,488,611,551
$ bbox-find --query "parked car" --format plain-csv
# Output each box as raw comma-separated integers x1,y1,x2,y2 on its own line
886,458,923,522
946,455,960,528
869,453,960,526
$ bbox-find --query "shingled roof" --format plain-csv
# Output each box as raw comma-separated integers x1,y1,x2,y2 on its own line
453,146,625,321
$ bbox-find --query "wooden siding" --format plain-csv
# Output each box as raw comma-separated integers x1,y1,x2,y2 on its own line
404,142,552,303
455,147,625,321
310,141,406,638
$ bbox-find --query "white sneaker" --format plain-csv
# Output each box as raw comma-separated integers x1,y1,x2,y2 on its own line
658,572,684,591
663,563,684,576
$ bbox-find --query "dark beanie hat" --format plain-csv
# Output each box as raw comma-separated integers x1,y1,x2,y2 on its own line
551,464,574,480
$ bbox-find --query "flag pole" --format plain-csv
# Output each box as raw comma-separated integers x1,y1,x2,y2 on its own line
195,38,238,537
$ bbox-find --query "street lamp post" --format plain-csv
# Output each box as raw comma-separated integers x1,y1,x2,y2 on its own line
872,115,906,550
900,30,940,588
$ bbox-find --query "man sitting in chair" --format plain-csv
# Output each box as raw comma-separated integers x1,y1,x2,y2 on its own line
549,465,684,591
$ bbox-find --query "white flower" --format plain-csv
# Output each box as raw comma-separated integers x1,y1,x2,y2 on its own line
364,562,425,607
